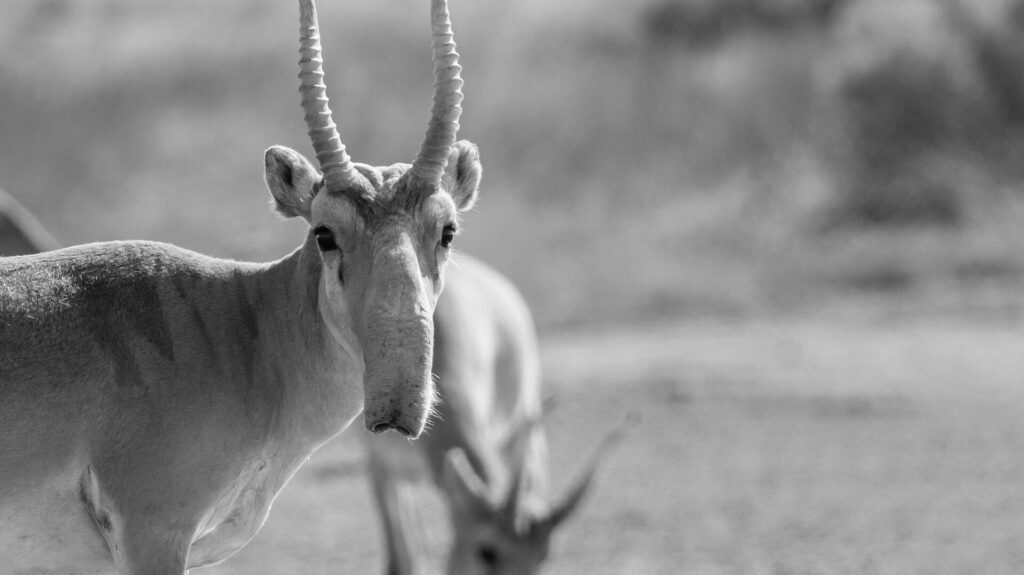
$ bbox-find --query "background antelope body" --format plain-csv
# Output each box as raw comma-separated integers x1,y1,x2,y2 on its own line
363,254,623,575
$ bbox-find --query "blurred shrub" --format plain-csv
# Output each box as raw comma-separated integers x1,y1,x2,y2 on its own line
825,0,1024,227
4,0,1024,325
641,0,846,50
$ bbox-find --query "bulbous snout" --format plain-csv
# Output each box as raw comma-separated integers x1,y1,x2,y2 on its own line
362,314,435,438
357,229,440,438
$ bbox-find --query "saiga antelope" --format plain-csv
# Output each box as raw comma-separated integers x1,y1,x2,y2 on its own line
0,0,479,572
365,256,625,575
0,186,60,256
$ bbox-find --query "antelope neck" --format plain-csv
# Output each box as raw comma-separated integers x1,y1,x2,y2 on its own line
244,238,362,444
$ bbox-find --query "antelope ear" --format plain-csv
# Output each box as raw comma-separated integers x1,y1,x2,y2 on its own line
442,140,481,212
441,448,493,515
265,145,321,221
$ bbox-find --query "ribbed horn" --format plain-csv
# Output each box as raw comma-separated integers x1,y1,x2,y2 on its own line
298,0,357,191
409,0,464,184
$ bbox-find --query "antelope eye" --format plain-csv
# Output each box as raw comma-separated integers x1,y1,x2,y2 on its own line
441,224,457,249
313,226,338,252
476,545,499,566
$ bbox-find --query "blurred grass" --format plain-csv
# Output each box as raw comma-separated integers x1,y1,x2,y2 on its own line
203,317,1024,574
2,0,1024,328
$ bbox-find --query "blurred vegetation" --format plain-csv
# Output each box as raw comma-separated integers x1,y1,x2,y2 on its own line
2,0,1024,328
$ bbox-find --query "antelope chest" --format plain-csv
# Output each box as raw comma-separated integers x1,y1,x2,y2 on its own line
1,467,112,574
186,454,299,568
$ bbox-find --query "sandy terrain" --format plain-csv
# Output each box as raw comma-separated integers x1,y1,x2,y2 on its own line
203,316,1024,574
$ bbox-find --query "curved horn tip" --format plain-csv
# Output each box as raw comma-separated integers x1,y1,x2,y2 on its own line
409,0,465,185
610,411,641,444
540,415,636,530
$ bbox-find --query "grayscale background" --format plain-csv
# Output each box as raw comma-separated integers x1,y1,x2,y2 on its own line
3,0,1024,573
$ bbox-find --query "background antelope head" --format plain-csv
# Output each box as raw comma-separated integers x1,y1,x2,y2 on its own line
265,0,480,438
440,419,627,575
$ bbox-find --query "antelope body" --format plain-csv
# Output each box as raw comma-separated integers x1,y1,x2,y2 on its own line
365,257,618,575
0,0,477,573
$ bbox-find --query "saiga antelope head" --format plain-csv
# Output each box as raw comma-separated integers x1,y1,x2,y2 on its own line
267,0,481,437
440,420,628,575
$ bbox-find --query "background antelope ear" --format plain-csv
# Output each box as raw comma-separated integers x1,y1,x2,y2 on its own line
442,140,482,212
265,145,321,221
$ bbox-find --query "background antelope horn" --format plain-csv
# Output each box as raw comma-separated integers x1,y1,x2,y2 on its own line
298,0,357,191
539,413,639,532
409,0,464,185
501,415,541,520
442,448,495,513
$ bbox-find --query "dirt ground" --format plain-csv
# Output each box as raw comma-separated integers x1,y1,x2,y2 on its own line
203,316,1024,575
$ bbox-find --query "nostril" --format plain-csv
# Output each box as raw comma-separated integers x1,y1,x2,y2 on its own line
393,425,415,438
368,421,416,437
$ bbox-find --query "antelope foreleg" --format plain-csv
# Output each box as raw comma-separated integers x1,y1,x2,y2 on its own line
369,464,430,575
